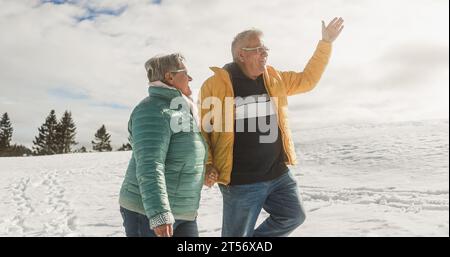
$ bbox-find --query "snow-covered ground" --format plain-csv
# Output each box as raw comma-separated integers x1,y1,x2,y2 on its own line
0,119,448,236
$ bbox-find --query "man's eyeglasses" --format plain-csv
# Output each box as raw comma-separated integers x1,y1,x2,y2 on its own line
170,69,188,75
241,46,270,54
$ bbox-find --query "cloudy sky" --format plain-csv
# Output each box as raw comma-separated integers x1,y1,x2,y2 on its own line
0,0,448,149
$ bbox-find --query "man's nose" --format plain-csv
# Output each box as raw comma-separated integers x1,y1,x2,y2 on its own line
188,75,193,81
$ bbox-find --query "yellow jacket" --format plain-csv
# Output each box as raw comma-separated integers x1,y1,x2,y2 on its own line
199,40,332,185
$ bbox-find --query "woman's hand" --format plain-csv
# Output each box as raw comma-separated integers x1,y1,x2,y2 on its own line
154,224,173,237
204,164,219,187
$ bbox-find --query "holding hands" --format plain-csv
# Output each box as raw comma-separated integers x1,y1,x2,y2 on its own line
204,164,219,187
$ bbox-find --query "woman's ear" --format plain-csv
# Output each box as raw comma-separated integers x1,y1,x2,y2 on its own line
164,72,172,82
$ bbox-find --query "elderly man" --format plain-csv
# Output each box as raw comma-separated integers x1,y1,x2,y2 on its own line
200,18,344,237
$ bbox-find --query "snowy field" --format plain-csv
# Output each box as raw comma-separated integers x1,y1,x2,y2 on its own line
0,119,448,237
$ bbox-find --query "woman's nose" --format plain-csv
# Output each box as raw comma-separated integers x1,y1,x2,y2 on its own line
188,75,193,81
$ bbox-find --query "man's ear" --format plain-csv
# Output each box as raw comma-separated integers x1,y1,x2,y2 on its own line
239,51,245,62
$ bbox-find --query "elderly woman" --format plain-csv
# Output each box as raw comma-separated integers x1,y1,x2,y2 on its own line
119,53,214,237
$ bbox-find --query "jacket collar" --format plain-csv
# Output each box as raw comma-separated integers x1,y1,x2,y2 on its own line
148,81,181,99
209,65,276,80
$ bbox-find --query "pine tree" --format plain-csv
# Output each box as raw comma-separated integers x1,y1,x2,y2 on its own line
33,110,59,155
117,143,132,151
0,144,32,157
74,146,87,153
92,125,112,152
0,112,13,152
57,111,77,153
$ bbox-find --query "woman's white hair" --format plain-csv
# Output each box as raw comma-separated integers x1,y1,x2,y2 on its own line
231,29,263,62
144,53,185,82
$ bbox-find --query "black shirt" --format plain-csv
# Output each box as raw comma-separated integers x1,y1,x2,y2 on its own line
224,62,288,185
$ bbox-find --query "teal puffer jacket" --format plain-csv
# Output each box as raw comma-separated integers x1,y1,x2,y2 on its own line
119,86,207,229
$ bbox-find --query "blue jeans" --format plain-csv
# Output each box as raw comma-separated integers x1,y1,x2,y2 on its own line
120,207,199,237
219,171,305,237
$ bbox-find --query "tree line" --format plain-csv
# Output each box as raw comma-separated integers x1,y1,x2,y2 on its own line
0,111,131,157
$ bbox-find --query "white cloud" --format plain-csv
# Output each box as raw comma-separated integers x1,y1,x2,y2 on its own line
0,0,448,148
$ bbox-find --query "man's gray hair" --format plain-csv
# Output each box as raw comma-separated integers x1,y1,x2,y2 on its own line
231,29,263,62
144,53,185,82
